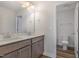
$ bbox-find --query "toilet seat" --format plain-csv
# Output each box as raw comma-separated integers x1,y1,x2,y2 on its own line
62,41,68,44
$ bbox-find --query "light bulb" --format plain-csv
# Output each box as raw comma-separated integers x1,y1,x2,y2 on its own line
21,2,31,8
27,5,35,11
30,5,35,9
25,2,30,7
22,4,26,8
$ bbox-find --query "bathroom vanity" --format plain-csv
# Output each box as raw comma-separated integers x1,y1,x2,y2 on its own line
0,34,44,58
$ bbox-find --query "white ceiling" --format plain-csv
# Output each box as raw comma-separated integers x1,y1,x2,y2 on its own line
0,1,69,11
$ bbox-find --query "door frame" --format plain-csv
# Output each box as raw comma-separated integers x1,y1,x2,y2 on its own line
56,2,78,58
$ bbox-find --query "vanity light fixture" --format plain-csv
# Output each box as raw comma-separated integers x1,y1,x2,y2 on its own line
19,1,35,10
30,5,35,9
21,2,31,8
27,5,35,11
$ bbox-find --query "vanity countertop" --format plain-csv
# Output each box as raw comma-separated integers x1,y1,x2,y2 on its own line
0,33,44,47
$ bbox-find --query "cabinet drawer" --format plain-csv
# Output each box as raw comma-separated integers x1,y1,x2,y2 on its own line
18,45,31,58
0,39,31,56
18,39,31,48
3,51,18,58
0,42,18,56
32,36,44,43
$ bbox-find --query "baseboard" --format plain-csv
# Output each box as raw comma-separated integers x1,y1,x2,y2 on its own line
57,45,74,50
43,52,51,58
43,52,56,58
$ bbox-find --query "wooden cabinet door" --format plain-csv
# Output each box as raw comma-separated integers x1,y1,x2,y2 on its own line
3,51,18,58
18,45,31,58
38,40,44,56
32,39,44,58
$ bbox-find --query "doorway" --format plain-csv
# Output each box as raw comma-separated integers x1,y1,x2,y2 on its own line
56,2,78,58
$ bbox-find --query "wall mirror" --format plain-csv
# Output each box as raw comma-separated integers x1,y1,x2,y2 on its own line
0,1,35,35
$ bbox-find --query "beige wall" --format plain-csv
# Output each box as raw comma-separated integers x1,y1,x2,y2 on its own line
0,6,16,33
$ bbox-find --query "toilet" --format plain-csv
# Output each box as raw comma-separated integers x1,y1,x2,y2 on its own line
62,41,68,50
